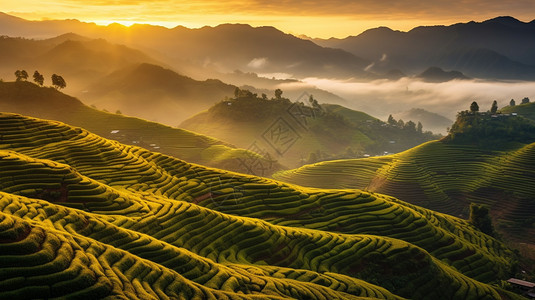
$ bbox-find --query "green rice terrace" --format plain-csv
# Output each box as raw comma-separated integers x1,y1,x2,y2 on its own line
274,114,535,249
0,112,525,299
0,81,279,175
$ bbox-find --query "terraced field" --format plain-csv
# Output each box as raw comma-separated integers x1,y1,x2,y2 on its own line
0,113,522,299
0,81,280,175
274,140,535,244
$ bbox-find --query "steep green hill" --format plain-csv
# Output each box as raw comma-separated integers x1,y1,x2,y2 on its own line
0,112,522,299
180,91,440,168
274,115,535,246
0,81,279,174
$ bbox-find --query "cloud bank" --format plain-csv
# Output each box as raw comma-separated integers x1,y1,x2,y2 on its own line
288,78,535,119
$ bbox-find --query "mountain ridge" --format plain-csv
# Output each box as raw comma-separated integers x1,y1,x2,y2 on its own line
314,16,535,80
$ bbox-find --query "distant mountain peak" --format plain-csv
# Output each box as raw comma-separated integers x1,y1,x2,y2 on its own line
361,26,397,35
417,67,469,82
483,16,525,26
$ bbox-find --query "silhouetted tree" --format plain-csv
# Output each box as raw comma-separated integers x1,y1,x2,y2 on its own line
51,74,66,90
490,100,498,114
405,120,416,131
234,87,240,98
261,93,267,100
470,101,479,113
521,97,530,104
274,88,283,100
417,121,423,133
397,119,405,128
509,99,516,106
469,203,495,236
387,114,396,126
15,70,28,81
33,71,44,86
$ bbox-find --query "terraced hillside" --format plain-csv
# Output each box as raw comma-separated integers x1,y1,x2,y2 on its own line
0,81,280,175
180,91,439,168
0,113,522,299
274,140,535,244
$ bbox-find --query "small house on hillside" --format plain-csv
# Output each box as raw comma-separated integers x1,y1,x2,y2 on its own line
507,278,535,298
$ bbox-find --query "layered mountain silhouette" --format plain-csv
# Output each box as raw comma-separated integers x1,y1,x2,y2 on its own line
0,34,157,90
83,63,237,125
0,13,373,80
315,17,535,80
3,13,535,82
416,67,469,82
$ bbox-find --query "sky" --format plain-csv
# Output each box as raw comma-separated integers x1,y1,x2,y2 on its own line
3,0,535,38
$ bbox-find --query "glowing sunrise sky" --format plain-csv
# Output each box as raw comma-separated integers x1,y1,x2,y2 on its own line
4,0,535,38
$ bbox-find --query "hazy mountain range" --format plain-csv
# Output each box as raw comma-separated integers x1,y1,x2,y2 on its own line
2,13,535,81
314,16,535,80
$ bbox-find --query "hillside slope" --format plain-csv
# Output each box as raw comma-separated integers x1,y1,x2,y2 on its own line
0,34,157,91
83,63,237,125
180,92,439,168
274,115,535,244
0,81,279,174
501,102,535,121
392,108,453,135
0,112,521,299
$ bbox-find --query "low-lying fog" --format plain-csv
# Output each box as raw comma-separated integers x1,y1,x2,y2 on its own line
280,77,535,120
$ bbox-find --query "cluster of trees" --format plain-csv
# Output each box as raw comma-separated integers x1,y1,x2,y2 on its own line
14,69,66,90
445,101,535,146
470,98,531,115
387,115,423,133
509,97,530,106
469,203,495,237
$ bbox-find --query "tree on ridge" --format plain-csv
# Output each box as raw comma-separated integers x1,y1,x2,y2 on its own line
490,100,498,114
470,101,479,113
15,70,28,82
33,71,44,86
51,74,66,90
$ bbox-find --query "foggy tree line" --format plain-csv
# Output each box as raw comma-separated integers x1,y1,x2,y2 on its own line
14,69,66,90
387,115,423,133
469,97,530,115
508,97,530,107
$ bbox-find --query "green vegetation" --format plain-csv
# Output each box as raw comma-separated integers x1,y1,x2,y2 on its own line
181,89,440,168
0,112,523,299
469,203,496,237
443,107,535,147
274,111,535,252
0,81,280,174
501,101,535,122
